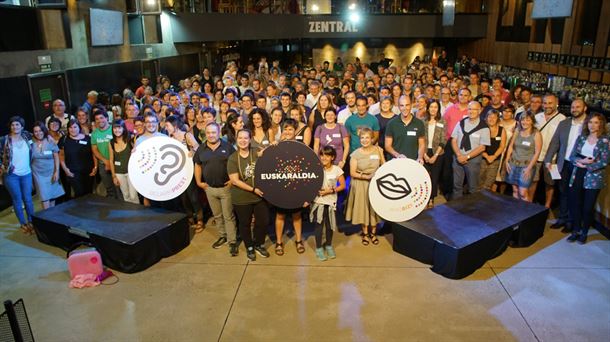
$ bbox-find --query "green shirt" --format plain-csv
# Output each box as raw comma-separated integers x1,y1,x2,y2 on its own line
344,113,380,153
226,148,261,205
91,126,113,160
385,115,425,160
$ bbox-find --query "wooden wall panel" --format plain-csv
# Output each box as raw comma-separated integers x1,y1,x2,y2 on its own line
460,0,609,84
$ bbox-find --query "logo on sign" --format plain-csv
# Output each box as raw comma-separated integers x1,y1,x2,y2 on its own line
255,141,324,209
128,136,193,201
368,158,431,222
376,174,412,200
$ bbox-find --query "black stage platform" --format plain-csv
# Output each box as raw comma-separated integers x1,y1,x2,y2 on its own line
32,194,190,273
392,190,549,279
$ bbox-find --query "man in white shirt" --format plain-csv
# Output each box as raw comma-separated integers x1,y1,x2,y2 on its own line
531,94,566,206
305,80,322,111
439,87,453,116
544,99,586,230
45,99,74,134
337,91,357,125
368,86,392,115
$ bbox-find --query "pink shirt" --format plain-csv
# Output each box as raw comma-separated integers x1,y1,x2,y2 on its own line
443,104,469,140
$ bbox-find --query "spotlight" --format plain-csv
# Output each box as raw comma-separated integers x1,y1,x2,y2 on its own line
348,3,356,10
311,4,319,12
147,0,157,5
349,12,360,23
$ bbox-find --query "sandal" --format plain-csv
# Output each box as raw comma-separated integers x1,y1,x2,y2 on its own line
194,221,205,233
20,224,31,235
295,240,305,254
369,233,379,245
361,233,370,246
275,242,284,256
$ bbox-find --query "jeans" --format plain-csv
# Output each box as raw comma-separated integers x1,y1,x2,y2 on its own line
4,173,35,225
568,167,601,235
205,185,237,243
452,156,482,199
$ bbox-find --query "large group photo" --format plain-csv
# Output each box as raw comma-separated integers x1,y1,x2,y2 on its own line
1,0,609,341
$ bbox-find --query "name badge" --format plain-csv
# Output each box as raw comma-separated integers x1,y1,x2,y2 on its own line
332,133,341,138
114,161,121,166
78,140,88,145
522,141,531,147
472,133,480,138
495,136,501,141
370,154,380,160
407,131,416,136
436,123,444,128
296,136,303,140
43,150,52,155
262,140,269,145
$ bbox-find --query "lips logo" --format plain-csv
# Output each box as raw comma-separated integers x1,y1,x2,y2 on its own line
376,173,412,200
154,144,186,186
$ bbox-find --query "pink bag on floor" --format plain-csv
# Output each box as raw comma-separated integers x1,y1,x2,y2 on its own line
67,247,103,279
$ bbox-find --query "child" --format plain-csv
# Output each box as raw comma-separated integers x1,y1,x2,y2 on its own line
310,146,346,261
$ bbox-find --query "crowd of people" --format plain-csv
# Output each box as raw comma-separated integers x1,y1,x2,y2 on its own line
1,52,608,257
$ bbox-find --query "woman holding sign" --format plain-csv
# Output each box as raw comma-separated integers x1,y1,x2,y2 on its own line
227,129,270,261
272,119,309,255
346,127,385,245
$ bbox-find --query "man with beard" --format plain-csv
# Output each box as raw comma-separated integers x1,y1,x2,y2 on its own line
544,99,587,231
481,89,505,121
531,94,566,206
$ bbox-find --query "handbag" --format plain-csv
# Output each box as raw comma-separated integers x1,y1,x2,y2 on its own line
67,242,103,279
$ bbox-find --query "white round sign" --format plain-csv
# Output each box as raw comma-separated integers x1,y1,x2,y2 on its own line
128,136,193,201
368,158,431,222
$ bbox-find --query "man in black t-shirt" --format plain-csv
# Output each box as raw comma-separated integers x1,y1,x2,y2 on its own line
193,122,238,255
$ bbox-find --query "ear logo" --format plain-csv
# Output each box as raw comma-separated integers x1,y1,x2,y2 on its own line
376,173,412,200
128,137,194,201
154,144,186,186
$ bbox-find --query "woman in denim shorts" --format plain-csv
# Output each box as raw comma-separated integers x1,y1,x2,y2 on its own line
504,112,542,201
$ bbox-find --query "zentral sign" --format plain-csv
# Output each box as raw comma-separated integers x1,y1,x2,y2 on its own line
308,20,359,33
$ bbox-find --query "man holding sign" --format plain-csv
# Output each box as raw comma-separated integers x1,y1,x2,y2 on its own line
384,95,426,163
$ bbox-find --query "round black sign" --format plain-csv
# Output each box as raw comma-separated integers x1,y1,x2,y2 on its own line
254,141,324,209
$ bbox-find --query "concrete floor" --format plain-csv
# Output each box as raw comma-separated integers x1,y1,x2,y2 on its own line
0,199,609,342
